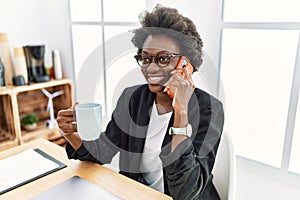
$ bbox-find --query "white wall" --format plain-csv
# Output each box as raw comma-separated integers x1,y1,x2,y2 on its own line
0,0,74,80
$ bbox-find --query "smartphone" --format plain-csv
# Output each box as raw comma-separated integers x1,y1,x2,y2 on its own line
166,56,193,98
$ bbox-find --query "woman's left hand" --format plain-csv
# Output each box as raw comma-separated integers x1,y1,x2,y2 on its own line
164,67,195,112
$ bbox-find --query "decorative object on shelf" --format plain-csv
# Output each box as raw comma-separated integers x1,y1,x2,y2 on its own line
23,45,49,83
52,49,63,80
0,33,14,85
13,47,28,84
41,88,64,129
12,75,25,86
45,49,54,79
21,114,39,131
0,57,5,86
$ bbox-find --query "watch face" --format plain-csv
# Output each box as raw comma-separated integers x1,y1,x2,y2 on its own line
169,124,192,137
186,124,192,137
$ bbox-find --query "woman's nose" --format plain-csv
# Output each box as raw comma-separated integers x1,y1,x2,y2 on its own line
147,61,160,72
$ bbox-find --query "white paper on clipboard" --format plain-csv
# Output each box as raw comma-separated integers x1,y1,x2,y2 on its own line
0,148,65,194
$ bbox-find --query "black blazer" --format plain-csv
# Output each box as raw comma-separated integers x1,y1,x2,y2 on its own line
66,84,224,200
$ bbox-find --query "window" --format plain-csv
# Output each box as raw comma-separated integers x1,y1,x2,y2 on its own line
289,91,300,174
221,0,300,178
70,0,101,22
221,29,298,167
71,25,102,77
102,0,145,22
223,0,300,22
69,0,146,120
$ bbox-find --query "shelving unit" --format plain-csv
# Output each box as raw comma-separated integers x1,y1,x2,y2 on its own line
0,79,73,151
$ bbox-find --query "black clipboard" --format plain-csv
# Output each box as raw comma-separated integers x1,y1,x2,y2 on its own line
0,148,67,195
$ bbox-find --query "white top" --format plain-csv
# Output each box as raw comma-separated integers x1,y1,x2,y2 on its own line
140,102,172,193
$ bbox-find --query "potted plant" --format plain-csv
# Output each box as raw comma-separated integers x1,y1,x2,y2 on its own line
21,114,39,131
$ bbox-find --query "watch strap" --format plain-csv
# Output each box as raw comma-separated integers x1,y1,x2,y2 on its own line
169,124,192,137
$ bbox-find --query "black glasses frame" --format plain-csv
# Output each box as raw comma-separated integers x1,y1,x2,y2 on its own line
134,52,181,68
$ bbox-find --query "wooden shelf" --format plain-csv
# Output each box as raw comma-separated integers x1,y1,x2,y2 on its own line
21,123,58,143
0,78,73,151
0,138,18,151
0,79,73,95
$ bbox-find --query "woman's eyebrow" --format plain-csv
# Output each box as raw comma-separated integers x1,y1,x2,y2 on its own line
141,50,171,54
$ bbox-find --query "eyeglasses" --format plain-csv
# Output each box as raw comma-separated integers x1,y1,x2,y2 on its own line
134,52,181,68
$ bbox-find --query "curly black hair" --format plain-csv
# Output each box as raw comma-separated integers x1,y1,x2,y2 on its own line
131,4,203,71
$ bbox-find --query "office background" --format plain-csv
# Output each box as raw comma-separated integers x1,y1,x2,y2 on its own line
0,0,299,199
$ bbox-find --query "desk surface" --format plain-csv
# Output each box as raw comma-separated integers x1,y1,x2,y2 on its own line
0,139,172,200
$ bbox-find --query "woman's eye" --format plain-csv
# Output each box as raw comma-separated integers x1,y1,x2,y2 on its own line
141,56,150,63
158,55,170,64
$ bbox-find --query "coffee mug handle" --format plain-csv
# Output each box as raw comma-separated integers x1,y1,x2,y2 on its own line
72,102,79,125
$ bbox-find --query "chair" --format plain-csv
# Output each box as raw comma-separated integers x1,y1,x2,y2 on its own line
212,132,236,200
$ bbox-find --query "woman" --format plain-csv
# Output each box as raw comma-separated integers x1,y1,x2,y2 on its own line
57,5,224,200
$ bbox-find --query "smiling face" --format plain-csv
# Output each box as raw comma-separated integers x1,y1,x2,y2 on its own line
140,35,180,93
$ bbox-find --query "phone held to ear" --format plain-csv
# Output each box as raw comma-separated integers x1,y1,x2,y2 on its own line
166,56,193,98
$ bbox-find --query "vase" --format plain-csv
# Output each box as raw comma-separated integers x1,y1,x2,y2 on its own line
0,33,14,85
23,123,37,131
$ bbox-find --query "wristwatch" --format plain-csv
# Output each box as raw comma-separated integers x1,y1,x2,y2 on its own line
169,124,192,137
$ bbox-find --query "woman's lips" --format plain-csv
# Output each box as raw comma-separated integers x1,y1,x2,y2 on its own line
147,76,165,85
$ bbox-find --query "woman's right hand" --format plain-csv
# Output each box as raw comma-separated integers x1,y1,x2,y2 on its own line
57,103,78,136
57,103,83,150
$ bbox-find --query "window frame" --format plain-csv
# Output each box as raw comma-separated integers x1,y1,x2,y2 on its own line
68,0,141,118
219,0,300,186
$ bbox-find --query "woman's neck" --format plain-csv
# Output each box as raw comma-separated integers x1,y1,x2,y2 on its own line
155,92,173,114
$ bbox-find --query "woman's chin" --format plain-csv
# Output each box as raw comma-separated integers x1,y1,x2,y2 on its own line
148,84,164,93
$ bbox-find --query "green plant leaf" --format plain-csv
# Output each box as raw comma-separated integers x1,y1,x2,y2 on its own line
21,114,39,125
